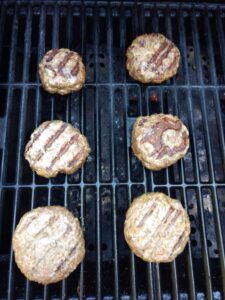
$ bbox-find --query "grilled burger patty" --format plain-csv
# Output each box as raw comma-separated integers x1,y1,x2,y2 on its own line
39,48,86,95
13,206,85,284
25,120,90,178
132,114,189,171
126,33,180,83
124,192,190,263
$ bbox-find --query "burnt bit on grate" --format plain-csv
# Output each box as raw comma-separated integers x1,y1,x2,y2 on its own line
128,87,140,117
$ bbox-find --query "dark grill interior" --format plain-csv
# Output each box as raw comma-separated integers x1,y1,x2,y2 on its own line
0,1,225,299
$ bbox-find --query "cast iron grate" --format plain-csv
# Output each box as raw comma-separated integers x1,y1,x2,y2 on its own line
0,1,225,299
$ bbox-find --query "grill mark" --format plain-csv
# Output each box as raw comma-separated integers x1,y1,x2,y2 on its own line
162,207,175,224
164,57,176,74
140,118,181,144
25,121,51,153
32,223,72,271
44,64,57,77
16,216,37,234
54,243,78,273
45,49,59,62
157,131,188,159
57,52,74,75
33,215,58,238
148,41,169,65
67,148,84,168
138,118,148,127
167,52,180,73
48,134,80,170
25,215,59,253
153,43,174,70
35,123,68,162
137,203,157,227
143,207,175,250
71,61,80,76
171,230,186,254
156,145,170,159
140,117,187,159
150,209,183,258
167,210,182,230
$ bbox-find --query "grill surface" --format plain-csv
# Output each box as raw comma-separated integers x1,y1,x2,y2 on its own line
0,1,225,299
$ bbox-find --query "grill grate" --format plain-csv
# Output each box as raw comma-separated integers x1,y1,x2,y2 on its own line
0,1,225,299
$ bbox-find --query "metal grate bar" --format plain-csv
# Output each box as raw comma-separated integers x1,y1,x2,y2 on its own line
142,89,155,300
145,89,162,300
191,10,203,85
0,5,6,74
152,5,159,33
1,182,225,189
216,8,225,83
108,4,119,299
175,88,196,300
187,90,213,299
61,5,73,299
165,13,180,300
200,89,225,298
37,5,47,300
66,3,72,50
213,185,225,299
78,4,85,299
214,90,225,168
124,86,137,299
52,4,59,49
178,8,190,85
138,10,156,298
1,5,18,184
4,7,19,299
183,188,196,300
204,10,217,85
169,91,180,300
93,5,102,299
22,5,32,82
7,190,19,300
24,5,46,300
2,82,225,88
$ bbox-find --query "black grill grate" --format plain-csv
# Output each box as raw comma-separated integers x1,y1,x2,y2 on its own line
0,1,225,299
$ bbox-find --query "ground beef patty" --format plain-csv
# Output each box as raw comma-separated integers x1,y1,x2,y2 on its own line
124,192,190,263
13,206,85,284
25,120,90,178
39,48,86,95
126,33,180,83
132,114,189,171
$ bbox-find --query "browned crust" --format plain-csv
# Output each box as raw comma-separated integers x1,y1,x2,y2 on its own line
132,114,189,171
24,120,91,178
39,48,86,95
126,33,180,84
13,206,85,284
124,192,190,263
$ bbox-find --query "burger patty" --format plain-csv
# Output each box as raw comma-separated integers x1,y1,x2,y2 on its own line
132,114,189,170
124,192,190,263
39,48,86,95
13,206,85,284
25,120,90,178
126,33,180,83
